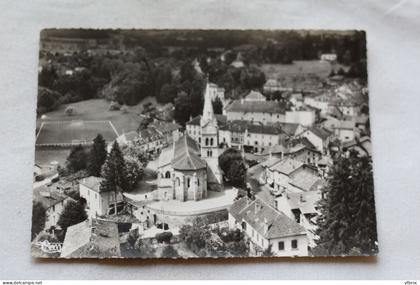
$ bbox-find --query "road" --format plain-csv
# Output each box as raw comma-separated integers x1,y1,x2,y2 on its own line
33,173,59,189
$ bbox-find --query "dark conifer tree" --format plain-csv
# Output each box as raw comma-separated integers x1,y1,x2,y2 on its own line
87,134,107,177
314,151,378,256
100,141,128,213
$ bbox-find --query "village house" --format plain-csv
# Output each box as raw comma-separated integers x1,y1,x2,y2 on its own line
284,139,322,165
79,176,124,218
263,78,292,93
148,120,182,146
274,190,322,248
33,187,74,230
333,120,356,143
228,197,308,256
225,91,286,124
342,136,372,157
261,157,319,195
320,53,337,61
297,126,332,154
60,219,120,258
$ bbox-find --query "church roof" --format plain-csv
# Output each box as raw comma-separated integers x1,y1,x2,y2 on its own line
171,135,207,171
187,114,227,126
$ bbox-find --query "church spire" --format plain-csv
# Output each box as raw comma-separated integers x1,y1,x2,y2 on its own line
200,79,215,127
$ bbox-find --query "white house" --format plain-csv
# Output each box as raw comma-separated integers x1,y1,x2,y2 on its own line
229,197,308,256
334,120,356,143
275,190,322,248
225,91,286,124
298,127,332,154
285,109,315,126
79,176,124,218
34,187,74,230
320,53,337,61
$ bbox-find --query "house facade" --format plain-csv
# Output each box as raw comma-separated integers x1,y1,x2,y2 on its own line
79,176,124,218
229,197,308,256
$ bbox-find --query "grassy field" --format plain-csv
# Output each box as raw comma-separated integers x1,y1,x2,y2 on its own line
36,97,160,135
36,120,118,145
259,60,348,79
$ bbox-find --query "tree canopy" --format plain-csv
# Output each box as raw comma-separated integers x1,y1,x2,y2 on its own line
218,148,247,188
57,200,87,234
100,141,128,193
31,202,46,240
87,134,108,177
314,151,378,256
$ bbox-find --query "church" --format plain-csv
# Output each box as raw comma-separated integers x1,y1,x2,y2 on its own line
156,82,224,202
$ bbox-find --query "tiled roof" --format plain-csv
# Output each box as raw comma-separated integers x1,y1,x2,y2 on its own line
33,187,71,210
149,121,181,134
80,176,105,193
225,100,285,114
139,127,163,142
186,114,227,126
289,171,324,192
336,120,355,130
229,197,306,239
261,156,283,168
284,190,321,214
171,135,207,171
307,127,332,140
270,158,305,175
245,90,266,101
60,219,120,258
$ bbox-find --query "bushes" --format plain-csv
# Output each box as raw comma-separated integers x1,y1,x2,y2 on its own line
65,106,75,116
109,101,121,111
155,231,173,244
161,245,179,258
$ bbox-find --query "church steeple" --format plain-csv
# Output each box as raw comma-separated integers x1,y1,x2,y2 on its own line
200,78,215,127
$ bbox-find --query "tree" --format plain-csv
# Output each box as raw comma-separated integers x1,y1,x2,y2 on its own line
57,200,87,235
262,244,274,257
37,87,60,115
161,245,179,258
101,141,128,213
212,97,223,115
65,144,87,173
124,156,144,191
87,134,108,177
158,83,177,104
218,148,247,187
31,202,46,240
174,91,192,125
314,151,378,256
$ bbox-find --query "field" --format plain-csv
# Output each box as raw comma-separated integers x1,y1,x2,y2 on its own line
36,97,161,135
259,60,349,79
36,120,118,145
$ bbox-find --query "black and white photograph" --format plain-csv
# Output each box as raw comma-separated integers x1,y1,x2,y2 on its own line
31,29,377,259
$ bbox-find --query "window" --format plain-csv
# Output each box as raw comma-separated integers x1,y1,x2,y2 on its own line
176,177,180,187
165,171,171,179
210,138,214,146
291,239,298,249
278,241,285,250
187,177,190,187
205,138,209,146
197,178,200,186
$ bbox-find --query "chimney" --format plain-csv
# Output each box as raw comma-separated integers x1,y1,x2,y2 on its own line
300,194,306,203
